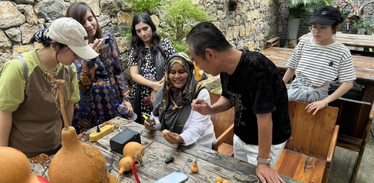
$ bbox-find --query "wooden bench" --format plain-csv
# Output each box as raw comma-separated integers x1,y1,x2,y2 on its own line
329,98,372,183
265,37,280,48
209,93,235,157
275,101,340,183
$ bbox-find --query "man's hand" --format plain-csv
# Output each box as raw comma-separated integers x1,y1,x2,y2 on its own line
305,99,328,115
191,99,211,115
256,163,285,183
163,131,184,145
144,118,156,131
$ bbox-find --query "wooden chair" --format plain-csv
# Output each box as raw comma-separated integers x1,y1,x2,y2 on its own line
329,98,372,183
209,93,235,157
275,101,339,183
265,37,280,48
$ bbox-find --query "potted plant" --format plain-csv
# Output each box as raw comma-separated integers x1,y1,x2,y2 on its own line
352,19,374,35
287,0,334,41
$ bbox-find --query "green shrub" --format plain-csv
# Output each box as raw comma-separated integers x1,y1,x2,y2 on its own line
163,0,211,41
122,0,162,14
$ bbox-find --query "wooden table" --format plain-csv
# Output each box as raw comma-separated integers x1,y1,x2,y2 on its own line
29,117,301,183
299,32,374,51
260,47,374,104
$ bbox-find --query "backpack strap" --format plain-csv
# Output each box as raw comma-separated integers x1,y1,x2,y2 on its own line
68,65,73,79
12,55,28,82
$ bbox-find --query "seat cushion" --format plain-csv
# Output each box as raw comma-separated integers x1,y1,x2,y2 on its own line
218,143,234,157
275,149,326,183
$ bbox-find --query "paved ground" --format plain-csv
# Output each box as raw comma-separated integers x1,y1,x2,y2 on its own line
329,123,374,183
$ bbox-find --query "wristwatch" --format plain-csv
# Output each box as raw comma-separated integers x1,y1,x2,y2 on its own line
257,156,273,165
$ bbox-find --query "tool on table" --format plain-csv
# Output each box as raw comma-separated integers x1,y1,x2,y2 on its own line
142,114,155,126
89,124,115,142
304,156,313,173
165,157,174,164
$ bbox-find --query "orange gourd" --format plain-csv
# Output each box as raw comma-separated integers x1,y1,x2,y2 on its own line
190,160,199,173
49,126,118,183
45,74,118,183
117,156,133,177
122,142,144,162
0,147,50,183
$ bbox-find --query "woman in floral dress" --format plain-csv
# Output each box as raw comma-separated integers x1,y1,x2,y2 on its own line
66,2,133,132
129,13,175,123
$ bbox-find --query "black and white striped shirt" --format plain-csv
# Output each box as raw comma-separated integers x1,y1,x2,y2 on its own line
286,37,356,87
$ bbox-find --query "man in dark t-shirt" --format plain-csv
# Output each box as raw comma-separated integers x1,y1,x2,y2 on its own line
187,22,291,183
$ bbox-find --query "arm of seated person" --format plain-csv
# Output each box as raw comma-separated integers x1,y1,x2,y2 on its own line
306,81,353,115
282,68,295,83
144,113,161,131
180,89,213,146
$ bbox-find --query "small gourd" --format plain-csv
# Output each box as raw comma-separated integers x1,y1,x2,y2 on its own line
222,180,230,183
117,156,133,177
162,129,169,134
190,158,199,173
215,176,223,183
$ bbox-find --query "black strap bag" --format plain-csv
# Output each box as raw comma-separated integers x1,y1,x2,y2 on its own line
328,81,363,101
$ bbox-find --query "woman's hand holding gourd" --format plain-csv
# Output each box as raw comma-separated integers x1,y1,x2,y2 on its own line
163,131,184,145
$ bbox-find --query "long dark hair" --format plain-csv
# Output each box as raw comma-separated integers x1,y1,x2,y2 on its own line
131,13,165,64
65,2,103,41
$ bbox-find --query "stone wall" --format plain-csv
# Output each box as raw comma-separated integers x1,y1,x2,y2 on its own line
0,0,286,71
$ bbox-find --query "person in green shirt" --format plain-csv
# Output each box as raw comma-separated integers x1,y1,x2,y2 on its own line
0,17,98,158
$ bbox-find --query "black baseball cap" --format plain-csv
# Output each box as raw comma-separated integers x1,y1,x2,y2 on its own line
309,6,343,25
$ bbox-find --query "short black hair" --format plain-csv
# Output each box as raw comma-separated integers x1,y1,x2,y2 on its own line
186,22,232,59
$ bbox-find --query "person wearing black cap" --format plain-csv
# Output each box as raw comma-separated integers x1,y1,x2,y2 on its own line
283,6,356,115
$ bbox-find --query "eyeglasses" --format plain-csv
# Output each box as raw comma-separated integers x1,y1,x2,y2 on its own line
309,26,329,33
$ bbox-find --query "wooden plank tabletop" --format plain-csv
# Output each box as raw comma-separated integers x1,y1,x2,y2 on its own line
29,117,301,183
299,32,374,48
260,47,374,85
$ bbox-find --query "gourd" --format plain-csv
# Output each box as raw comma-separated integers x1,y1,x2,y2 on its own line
190,159,199,173
122,142,144,162
48,126,118,183
44,73,118,183
162,129,169,134
117,141,154,178
215,176,223,183
118,156,133,175
0,146,50,183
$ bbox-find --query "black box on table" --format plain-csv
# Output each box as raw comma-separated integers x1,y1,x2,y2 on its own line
110,128,141,154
